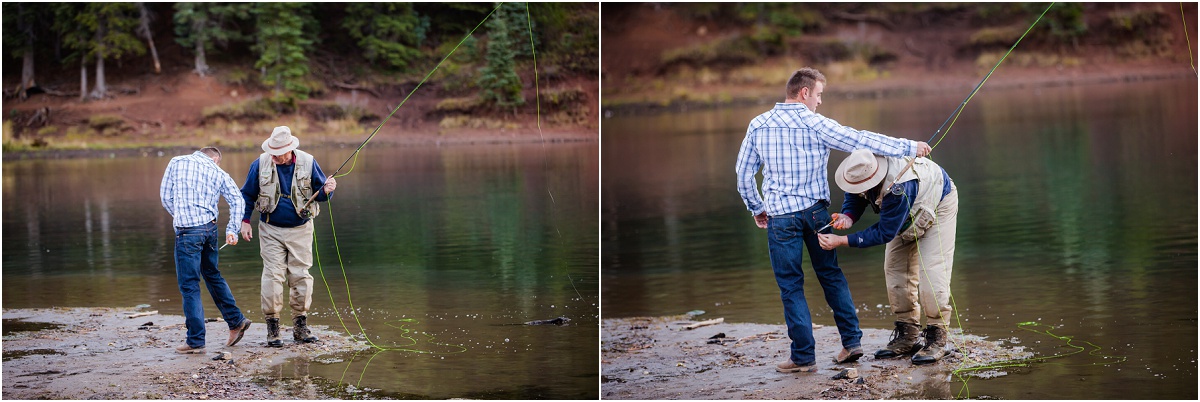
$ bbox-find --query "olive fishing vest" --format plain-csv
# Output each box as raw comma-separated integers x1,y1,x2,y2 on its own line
867,156,946,242
254,149,320,220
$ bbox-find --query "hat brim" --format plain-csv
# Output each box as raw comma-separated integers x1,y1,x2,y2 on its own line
262,137,299,156
835,154,887,194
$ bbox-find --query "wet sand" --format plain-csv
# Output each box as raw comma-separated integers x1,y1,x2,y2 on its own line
601,315,1033,400
2,307,370,399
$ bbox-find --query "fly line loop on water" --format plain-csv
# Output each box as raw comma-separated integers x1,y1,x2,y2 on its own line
305,2,547,358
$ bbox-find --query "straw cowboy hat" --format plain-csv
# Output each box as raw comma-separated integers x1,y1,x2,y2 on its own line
835,149,888,194
262,126,300,155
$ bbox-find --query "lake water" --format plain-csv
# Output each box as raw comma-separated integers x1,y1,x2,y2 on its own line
601,78,1197,399
2,142,599,399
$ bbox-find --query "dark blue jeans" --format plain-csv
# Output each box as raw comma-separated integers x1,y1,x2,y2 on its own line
767,201,862,365
174,221,246,348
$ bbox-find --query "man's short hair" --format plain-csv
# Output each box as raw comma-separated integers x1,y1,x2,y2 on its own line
199,146,222,160
786,67,827,100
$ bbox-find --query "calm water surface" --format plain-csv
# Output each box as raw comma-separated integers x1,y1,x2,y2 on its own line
602,78,1197,399
3,142,599,399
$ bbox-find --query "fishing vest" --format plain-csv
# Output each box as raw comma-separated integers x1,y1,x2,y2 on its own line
254,149,320,220
867,156,946,242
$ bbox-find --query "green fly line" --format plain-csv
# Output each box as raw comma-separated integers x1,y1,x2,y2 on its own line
305,0,548,368
883,5,1134,394
889,185,1127,399
1183,2,1197,74
927,3,1055,151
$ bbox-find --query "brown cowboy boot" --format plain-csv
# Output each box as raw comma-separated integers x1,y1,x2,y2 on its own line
912,324,948,365
293,315,319,343
266,317,283,348
874,321,924,359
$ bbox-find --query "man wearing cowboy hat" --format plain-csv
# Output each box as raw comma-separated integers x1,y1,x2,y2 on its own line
817,149,959,365
239,126,337,347
735,67,932,373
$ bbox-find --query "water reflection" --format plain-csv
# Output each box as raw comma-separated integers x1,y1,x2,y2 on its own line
3,142,599,399
601,78,1197,399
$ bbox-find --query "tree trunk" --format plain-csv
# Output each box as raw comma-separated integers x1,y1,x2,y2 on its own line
194,38,209,76
137,3,161,74
91,54,107,99
16,3,34,100
90,19,107,100
146,33,161,74
80,62,88,102
20,47,34,100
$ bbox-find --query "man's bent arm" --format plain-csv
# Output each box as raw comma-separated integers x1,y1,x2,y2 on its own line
220,173,245,236
240,159,261,223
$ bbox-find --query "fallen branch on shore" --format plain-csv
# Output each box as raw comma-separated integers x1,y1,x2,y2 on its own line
683,317,723,330
125,311,158,319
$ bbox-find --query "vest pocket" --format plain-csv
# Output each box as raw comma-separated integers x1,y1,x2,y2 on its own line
901,206,936,241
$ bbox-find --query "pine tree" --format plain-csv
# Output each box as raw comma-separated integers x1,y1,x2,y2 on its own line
57,3,145,100
252,2,313,103
174,3,252,76
477,3,524,110
343,3,426,71
2,3,51,100
499,2,536,60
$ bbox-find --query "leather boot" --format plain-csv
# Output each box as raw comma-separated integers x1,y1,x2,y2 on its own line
293,315,319,343
912,324,948,365
266,317,283,348
874,321,923,359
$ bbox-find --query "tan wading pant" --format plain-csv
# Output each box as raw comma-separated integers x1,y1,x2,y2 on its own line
883,183,958,328
259,220,315,319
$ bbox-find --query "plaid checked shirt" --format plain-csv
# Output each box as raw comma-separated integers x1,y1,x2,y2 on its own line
160,151,246,235
736,102,916,217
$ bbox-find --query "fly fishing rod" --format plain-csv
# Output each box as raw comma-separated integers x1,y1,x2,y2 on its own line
296,2,506,216
886,3,1055,192
927,3,1055,150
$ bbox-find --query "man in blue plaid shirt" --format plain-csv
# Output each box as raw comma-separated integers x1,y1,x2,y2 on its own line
160,146,253,354
735,67,931,373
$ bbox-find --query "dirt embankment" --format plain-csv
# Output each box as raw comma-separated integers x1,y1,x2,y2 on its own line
3,307,370,400
600,3,1199,114
3,64,599,158
601,315,1033,400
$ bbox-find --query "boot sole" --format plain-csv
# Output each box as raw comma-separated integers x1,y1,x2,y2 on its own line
776,364,818,373
874,345,924,359
226,319,251,347
176,347,205,354
833,350,864,364
912,355,942,365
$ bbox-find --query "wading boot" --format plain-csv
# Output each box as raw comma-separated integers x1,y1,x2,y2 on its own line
266,317,283,348
874,321,923,359
912,325,948,365
293,315,319,343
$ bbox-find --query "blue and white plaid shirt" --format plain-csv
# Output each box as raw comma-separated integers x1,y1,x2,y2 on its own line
736,102,916,217
160,151,246,235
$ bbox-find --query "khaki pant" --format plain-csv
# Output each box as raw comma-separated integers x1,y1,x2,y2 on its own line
258,221,315,319
883,184,958,327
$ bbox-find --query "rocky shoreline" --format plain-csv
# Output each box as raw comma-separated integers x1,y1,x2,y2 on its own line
601,315,1034,400
2,307,372,400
